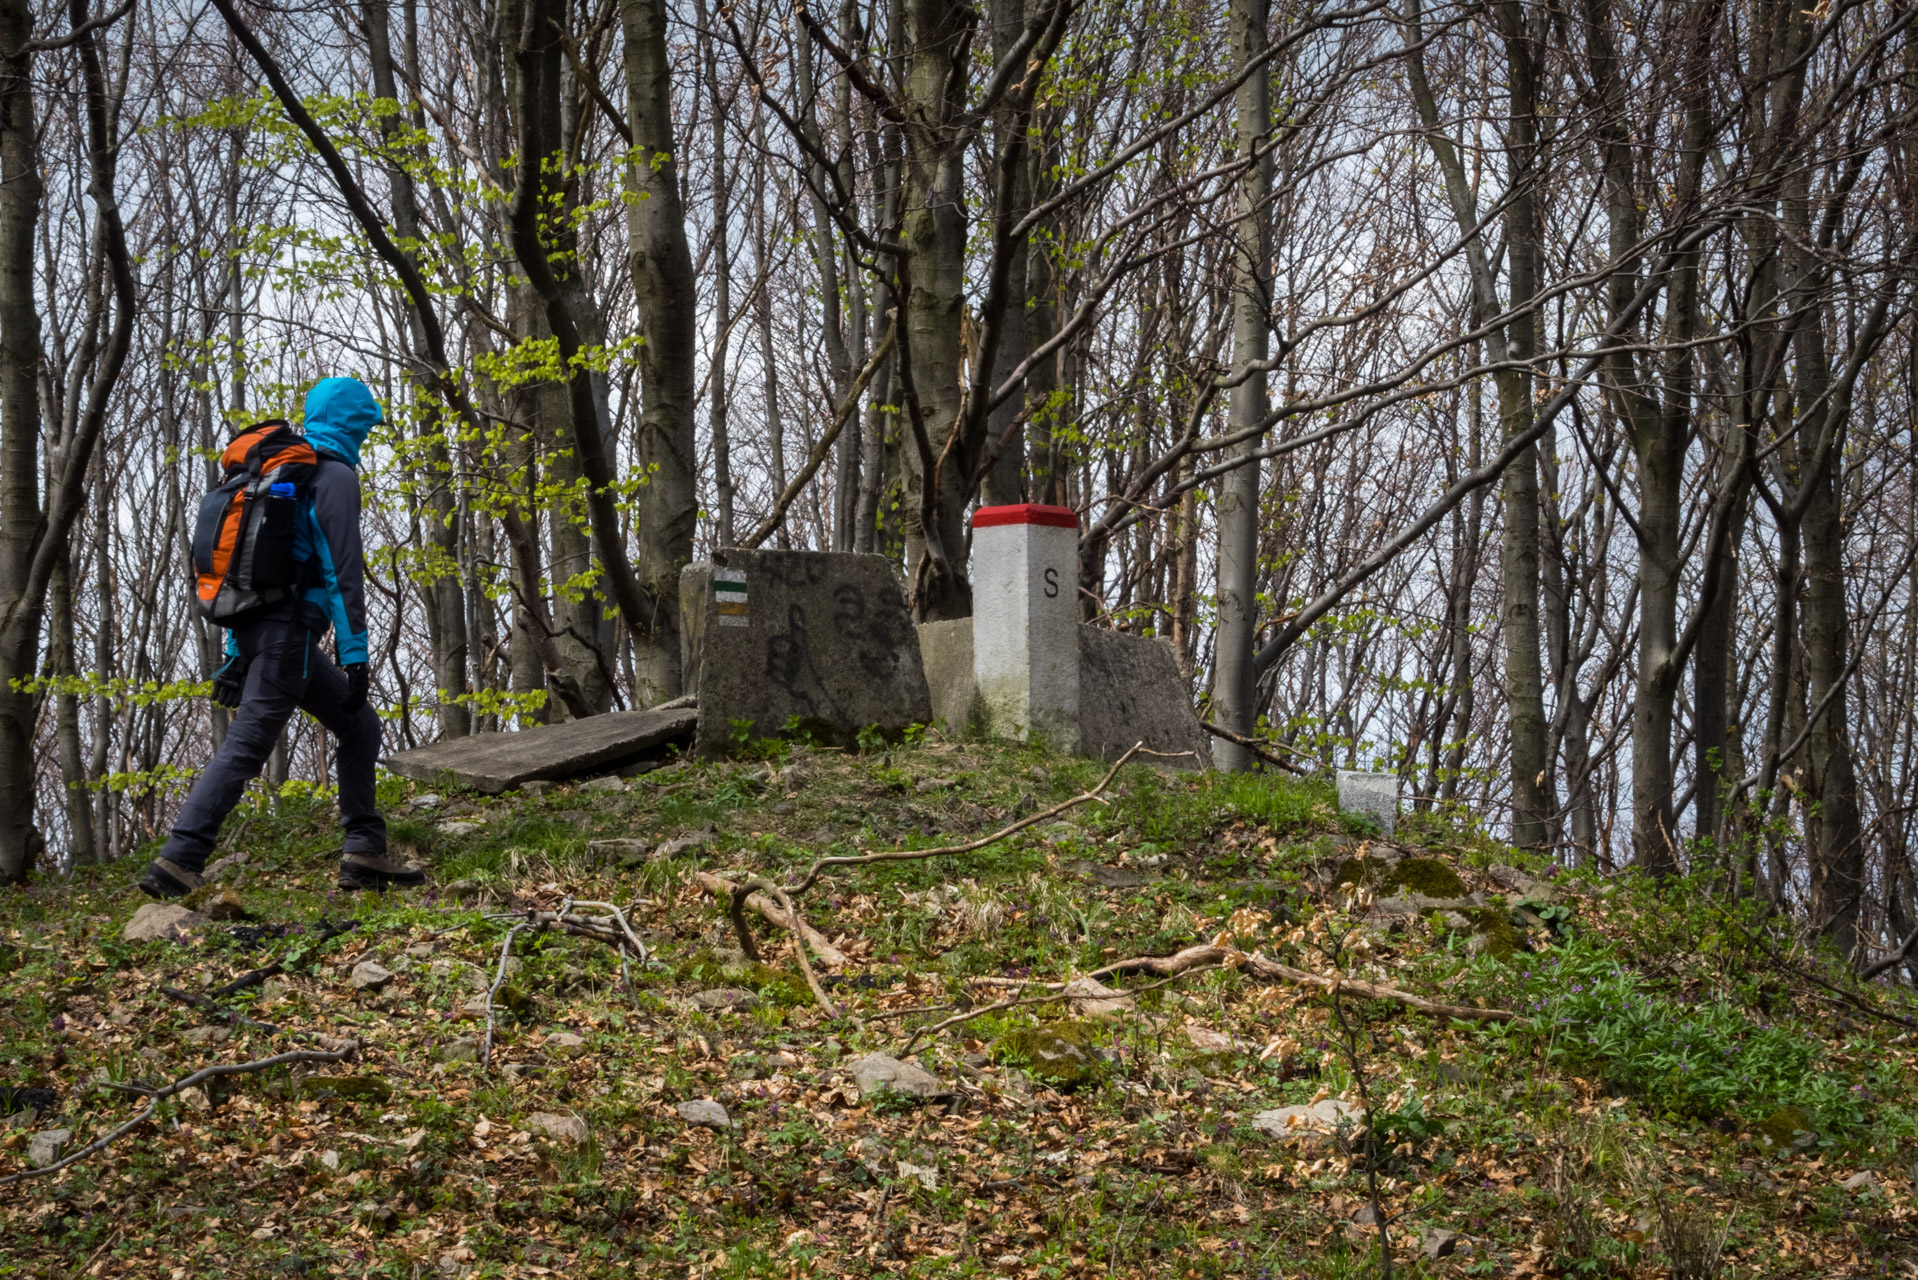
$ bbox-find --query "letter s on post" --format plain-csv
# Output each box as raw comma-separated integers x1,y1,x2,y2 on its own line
1043,567,1059,598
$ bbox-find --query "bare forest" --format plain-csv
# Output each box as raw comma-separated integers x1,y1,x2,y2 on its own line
2,0,1916,972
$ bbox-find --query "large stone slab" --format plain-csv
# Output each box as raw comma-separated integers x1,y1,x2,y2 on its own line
1337,770,1398,836
919,620,1210,768
680,550,932,755
381,705,697,794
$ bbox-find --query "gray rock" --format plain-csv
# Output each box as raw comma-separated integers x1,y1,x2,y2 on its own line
1062,860,1158,889
691,987,759,1012
656,829,715,860
1421,1229,1462,1260
382,705,697,794
1488,864,1564,905
123,903,209,943
409,794,443,809
443,879,484,902
587,838,652,868
675,1099,732,1130
1843,1170,1878,1192
581,775,627,793
680,551,932,755
524,1112,588,1145
438,1037,478,1063
1063,976,1134,1018
27,1128,72,1168
919,618,1213,767
546,1032,587,1058
202,850,250,883
180,1026,230,1046
1251,1099,1363,1142
896,1159,939,1190
351,961,395,991
1337,770,1398,837
848,1052,950,1101
520,780,553,798
438,822,485,838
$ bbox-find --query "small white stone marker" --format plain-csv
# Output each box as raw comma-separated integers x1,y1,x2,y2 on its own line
971,504,1080,752
1336,770,1399,837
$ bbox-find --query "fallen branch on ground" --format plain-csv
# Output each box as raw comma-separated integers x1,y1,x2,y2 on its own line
1199,721,1309,774
0,1043,358,1186
898,967,1219,1056
1090,943,1519,1022
695,872,850,967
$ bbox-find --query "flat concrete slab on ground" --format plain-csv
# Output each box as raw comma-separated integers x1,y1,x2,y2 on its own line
381,705,697,794
681,550,933,755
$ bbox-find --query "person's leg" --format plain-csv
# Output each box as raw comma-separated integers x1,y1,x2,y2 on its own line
143,611,307,894
298,649,388,856
300,648,417,890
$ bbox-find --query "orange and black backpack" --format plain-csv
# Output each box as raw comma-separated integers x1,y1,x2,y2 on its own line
191,420,322,623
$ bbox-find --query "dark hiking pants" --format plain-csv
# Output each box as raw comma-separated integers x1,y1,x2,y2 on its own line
161,602,386,873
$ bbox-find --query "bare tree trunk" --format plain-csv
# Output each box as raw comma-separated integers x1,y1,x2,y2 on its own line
979,0,1031,507
694,0,735,547
620,0,698,697
1212,0,1271,772
50,554,94,864
366,0,470,736
899,0,973,620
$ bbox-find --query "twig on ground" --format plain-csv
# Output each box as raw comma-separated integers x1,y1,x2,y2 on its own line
1198,721,1309,774
750,878,842,1017
696,873,850,967
0,1044,357,1186
481,922,530,1071
780,744,1145,896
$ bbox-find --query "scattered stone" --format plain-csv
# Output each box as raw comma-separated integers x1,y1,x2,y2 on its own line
409,794,443,809
319,1150,341,1170
1185,1026,1237,1054
581,775,628,793
1487,863,1564,905
406,942,436,959
350,961,395,992
435,887,481,915
525,1112,589,1145
848,1052,951,1102
27,1128,72,1168
691,987,759,1012
123,903,209,943
356,1202,400,1232
676,1099,732,1130
996,1022,1106,1088
1062,860,1158,889
384,704,696,794
428,959,486,989
896,1159,939,1190
438,821,485,838
439,1038,478,1063
1351,1203,1381,1226
915,776,958,793
1843,1170,1878,1192
1251,1099,1364,1144
180,1027,231,1047
1064,976,1134,1018
587,838,651,868
520,780,554,798
656,828,716,860
202,851,250,883
1421,1229,1462,1260
546,1032,588,1059
681,550,933,754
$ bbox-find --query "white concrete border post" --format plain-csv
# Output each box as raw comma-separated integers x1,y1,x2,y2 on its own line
971,504,1080,752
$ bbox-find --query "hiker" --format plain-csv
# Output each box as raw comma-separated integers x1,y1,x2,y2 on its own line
138,377,424,898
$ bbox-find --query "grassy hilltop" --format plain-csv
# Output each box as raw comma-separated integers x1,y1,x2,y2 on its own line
3,735,1916,1278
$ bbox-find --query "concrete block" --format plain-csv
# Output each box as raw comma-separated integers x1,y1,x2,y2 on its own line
381,705,697,794
1337,770,1398,836
1077,626,1210,769
917,618,1209,768
918,616,982,737
680,549,932,755
972,505,1080,751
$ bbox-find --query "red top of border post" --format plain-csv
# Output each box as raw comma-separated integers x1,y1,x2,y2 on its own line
973,503,1079,530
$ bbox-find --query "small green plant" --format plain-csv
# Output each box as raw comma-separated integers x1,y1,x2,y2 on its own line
855,723,887,754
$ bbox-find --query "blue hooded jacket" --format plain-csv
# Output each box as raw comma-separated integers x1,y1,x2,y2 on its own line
236,378,381,667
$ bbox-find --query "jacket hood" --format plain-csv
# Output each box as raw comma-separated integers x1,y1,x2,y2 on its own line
302,377,383,468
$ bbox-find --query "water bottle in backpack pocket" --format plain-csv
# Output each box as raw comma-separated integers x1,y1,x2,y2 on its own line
192,420,322,623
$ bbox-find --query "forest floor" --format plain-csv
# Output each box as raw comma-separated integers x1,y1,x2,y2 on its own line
4,733,1918,1278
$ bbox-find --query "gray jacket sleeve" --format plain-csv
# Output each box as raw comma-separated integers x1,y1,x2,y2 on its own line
304,460,370,665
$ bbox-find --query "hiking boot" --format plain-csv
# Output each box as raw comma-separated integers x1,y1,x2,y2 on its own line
338,851,428,892
137,859,203,900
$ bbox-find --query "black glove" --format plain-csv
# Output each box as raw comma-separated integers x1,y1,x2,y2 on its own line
210,654,248,709
343,663,370,712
